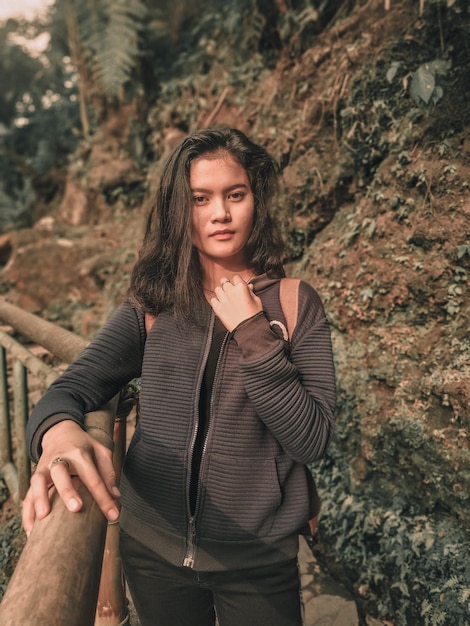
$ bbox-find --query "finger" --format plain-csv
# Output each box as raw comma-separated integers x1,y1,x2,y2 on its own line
219,277,232,291
73,454,120,522
22,487,38,536
227,277,260,305
94,446,120,500
231,274,246,286
214,284,229,301
49,461,83,513
210,296,223,316
30,468,53,517
229,276,255,299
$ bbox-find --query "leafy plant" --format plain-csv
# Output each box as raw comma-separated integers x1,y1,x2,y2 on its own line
67,0,148,102
79,0,148,99
409,60,451,108
310,458,470,625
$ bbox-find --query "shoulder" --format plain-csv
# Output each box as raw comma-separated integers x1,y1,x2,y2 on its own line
297,279,326,311
96,300,146,346
109,300,144,326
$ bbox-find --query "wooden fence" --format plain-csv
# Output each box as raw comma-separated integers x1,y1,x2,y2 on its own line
0,298,131,626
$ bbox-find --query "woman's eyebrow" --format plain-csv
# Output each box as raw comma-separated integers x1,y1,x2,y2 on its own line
191,183,250,193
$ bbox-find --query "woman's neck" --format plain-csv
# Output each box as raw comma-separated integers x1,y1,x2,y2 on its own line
201,263,255,293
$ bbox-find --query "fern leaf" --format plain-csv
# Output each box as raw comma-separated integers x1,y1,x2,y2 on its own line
77,0,148,99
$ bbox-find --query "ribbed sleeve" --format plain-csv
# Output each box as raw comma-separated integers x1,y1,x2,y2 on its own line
26,301,145,462
235,281,336,464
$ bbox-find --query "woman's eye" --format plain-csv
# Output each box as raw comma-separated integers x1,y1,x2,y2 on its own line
230,192,244,201
193,196,206,204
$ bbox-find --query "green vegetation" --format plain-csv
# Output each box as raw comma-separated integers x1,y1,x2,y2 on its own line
1,2,469,624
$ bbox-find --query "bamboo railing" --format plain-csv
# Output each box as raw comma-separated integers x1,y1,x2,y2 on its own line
0,298,131,626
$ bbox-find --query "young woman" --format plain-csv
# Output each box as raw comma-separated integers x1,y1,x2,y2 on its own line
23,128,336,626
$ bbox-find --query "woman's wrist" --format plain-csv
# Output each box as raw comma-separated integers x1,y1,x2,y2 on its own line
34,415,81,460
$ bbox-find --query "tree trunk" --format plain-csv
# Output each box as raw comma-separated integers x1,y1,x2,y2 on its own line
64,0,91,139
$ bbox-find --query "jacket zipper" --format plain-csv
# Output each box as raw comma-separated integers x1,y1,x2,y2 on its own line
182,315,229,568
183,517,197,568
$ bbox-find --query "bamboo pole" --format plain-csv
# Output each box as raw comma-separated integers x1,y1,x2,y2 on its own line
0,328,61,388
0,344,18,501
95,417,129,626
0,326,62,502
12,361,30,499
0,480,108,626
0,301,129,626
0,298,87,364
0,402,116,626
0,345,12,466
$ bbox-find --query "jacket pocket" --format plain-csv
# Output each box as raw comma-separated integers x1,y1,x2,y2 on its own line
123,438,188,534
198,453,282,540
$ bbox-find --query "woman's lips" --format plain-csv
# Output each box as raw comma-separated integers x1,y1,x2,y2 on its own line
211,230,235,240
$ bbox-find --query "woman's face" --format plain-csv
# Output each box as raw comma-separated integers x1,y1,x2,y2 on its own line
190,153,254,271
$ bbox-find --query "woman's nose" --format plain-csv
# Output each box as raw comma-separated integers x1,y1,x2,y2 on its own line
212,197,231,221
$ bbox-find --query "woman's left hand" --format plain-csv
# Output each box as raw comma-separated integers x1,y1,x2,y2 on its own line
210,275,263,332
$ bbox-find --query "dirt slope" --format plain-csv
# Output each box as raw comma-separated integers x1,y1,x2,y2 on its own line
1,1,469,624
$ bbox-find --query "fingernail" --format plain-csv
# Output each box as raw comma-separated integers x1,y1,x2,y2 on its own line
68,497,80,511
107,508,119,522
112,486,121,498
26,529,30,538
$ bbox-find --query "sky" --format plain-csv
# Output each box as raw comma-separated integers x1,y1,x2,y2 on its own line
0,0,55,22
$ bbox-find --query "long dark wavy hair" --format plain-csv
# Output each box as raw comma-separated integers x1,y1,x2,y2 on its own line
128,127,285,319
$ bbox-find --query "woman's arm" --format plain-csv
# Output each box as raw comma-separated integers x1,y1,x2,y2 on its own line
233,281,336,464
26,300,145,462
22,301,145,533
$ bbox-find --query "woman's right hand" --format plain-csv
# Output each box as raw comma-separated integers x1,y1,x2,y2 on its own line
22,420,120,536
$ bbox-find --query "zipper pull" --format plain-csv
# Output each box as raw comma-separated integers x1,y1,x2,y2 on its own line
183,517,196,568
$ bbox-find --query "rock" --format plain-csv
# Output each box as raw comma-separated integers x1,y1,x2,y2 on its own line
299,537,359,626
34,216,56,235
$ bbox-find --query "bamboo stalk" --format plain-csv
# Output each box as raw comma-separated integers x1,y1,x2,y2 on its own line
0,328,60,388
1,462,19,503
95,417,129,625
0,480,108,626
0,298,87,364
0,327,59,501
0,345,12,467
0,402,116,626
12,361,30,499
0,335,19,500
0,301,129,625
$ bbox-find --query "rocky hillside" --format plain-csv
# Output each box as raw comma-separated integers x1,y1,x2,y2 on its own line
1,1,469,624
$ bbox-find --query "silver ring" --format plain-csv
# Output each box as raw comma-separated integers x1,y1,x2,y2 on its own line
50,457,70,471
220,279,231,289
